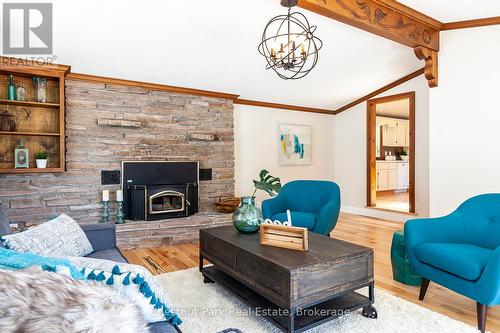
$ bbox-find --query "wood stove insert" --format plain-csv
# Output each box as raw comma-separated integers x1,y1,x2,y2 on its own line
122,161,199,221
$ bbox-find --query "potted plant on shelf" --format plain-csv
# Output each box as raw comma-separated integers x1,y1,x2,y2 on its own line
232,170,282,233
399,150,409,161
35,150,48,169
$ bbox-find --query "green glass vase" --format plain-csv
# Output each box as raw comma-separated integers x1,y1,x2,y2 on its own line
232,196,262,233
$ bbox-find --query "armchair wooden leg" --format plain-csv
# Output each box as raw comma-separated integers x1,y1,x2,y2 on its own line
477,302,487,333
419,278,430,301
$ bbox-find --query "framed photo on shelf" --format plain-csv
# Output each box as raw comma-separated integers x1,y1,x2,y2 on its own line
15,141,29,169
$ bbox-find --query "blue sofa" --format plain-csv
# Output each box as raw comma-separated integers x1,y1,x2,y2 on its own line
0,204,179,333
262,180,341,236
405,194,500,333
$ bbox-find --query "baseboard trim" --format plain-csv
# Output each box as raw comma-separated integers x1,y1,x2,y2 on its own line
341,206,417,222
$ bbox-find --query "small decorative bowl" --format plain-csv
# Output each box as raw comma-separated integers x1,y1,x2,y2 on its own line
214,196,241,213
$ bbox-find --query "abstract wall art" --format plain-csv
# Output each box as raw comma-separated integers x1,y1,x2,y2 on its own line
279,124,312,166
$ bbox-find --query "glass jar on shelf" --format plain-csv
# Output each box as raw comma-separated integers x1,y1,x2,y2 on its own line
32,77,48,103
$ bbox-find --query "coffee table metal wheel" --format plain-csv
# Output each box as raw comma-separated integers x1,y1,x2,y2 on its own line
362,305,378,319
203,275,214,283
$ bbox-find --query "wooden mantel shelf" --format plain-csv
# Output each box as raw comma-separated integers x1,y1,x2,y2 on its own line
0,131,61,137
0,99,60,108
0,168,64,174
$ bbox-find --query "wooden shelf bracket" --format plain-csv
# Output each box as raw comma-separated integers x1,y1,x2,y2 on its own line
414,46,438,87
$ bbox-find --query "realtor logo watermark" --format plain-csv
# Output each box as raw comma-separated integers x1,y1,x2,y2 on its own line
2,3,53,54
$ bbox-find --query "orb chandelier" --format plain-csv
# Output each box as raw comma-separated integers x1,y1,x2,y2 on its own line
258,0,323,80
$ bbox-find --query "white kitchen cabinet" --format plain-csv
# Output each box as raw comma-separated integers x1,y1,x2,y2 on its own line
395,121,407,146
377,169,388,191
376,161,409,191
378,116,409,147
388,169,398,189
383,125,397,146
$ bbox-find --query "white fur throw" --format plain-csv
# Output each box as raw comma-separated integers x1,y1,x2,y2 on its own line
0,267,148,333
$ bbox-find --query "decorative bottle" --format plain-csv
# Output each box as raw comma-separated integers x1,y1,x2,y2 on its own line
16,83,26,101
232,196,263,233
8,75,16,101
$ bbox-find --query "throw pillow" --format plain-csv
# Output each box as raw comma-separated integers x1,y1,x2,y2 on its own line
65,255,181,325
1,214,93,257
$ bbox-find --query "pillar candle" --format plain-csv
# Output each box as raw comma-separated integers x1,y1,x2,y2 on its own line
102,190,110,202
116,190,123,202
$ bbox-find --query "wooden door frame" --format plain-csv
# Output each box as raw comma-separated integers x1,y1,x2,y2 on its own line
366,91,416,213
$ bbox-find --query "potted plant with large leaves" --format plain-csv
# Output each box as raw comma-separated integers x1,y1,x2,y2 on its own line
232,170,282,233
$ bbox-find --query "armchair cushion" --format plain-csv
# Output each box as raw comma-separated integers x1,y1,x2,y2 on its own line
0,203,11,237
86,248,127,263
81,223,117,252
414,243,493,281
271,212,317,230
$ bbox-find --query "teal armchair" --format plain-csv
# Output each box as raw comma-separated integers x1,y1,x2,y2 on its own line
262,180,341,236
405,194,500,333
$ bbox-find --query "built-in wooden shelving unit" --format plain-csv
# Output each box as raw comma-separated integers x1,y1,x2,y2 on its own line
0,57,70,174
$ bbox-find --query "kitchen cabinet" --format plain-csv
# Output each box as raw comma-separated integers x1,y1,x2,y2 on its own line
376,161,409,191
377,116,409,147
377,169,388,191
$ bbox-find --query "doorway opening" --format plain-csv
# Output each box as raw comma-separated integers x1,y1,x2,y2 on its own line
367,92,415,214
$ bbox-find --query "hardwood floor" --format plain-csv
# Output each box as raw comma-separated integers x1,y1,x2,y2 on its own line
121,213,500,332
376,190,410,213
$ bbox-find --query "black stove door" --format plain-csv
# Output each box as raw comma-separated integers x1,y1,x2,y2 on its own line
147,185,188,220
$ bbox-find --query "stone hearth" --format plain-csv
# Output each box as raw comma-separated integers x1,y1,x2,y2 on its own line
116,212,232,249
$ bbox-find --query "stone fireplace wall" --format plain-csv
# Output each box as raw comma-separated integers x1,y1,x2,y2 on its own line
0,78,235,248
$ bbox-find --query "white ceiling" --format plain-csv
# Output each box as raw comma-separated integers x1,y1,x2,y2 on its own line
399,0,500,22
376,99,409,119
8,1,497,109
39,0,422,110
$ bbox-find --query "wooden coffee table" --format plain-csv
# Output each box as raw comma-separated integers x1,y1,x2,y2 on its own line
199,226,377,333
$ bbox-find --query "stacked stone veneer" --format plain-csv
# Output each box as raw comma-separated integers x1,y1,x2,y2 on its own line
0,78,235,249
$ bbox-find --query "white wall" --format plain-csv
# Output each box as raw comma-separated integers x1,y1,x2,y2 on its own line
429,25,500,216
234,105,335,203
333,76,430,218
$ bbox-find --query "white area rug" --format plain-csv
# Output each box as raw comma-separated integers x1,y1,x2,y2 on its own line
155,268,480,333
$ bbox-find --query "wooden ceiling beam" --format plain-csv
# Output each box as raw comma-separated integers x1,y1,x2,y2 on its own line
297,0,440,51
297,0,439,87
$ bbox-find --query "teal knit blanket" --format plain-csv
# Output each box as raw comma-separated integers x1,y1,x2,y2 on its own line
0,247,84,279
0,247,181,325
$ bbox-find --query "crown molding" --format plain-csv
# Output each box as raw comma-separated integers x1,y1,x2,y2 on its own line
441,17,500,31
234,98,334,115
0,56,71,76
66,72,240,100
334,67,424,114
